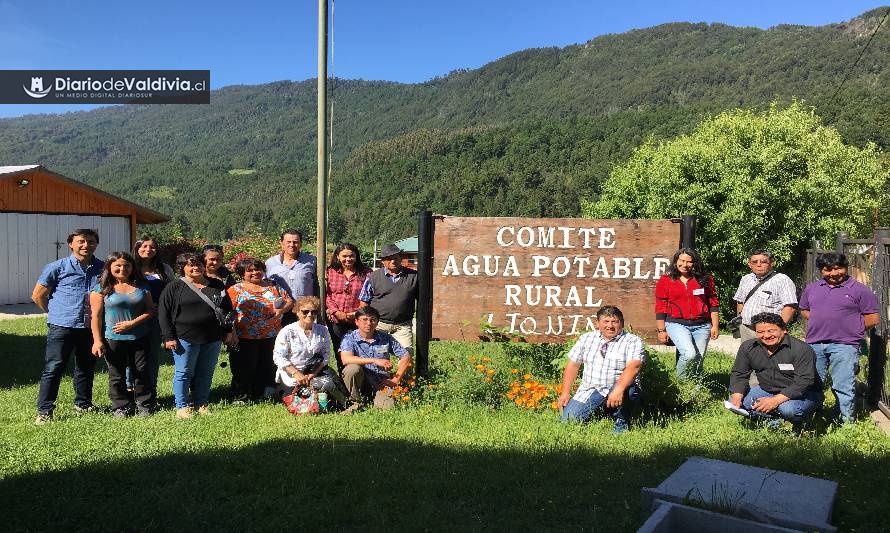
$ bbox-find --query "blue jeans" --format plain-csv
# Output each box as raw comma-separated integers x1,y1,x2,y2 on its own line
810,342,859,423
172,338,221,409
741,386,823,424
560,385,640,432
36,325,97,414
664,322,711,378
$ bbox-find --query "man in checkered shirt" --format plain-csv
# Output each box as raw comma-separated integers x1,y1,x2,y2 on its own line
558,306,645,433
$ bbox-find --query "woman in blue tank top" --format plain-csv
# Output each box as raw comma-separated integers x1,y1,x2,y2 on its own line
89,251,155,418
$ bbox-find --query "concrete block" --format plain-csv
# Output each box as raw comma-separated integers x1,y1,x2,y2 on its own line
640,456,837,533
637,500,804,533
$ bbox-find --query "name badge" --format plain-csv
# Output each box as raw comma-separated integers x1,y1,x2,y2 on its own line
759,291,771,300
375,346,389,354
778,363,794,371
692,288,705,296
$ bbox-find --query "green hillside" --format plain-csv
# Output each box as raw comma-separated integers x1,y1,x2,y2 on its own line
0,8,888,242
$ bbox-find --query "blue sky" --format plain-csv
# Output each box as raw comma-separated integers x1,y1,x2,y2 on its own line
0,0,886,118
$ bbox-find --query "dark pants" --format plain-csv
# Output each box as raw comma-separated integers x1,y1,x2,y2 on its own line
106,337,153,411
36,325,96,414
327,320,356,372
231,337,276,400
126,319,161,394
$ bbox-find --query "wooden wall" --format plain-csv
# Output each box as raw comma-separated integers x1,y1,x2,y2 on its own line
0,169,136,217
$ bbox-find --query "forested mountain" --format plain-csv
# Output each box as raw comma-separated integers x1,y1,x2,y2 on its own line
0,8,888,242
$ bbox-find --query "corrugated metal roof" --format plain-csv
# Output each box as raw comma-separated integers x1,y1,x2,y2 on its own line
0,165,40,175
394,236,418,253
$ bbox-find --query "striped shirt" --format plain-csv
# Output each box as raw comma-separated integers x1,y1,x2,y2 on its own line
733,271,797,325
567,330,645,402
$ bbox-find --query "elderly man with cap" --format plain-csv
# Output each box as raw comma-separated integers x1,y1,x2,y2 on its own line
358,243,418,353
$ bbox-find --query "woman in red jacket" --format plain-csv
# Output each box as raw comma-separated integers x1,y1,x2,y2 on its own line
654,248,720,377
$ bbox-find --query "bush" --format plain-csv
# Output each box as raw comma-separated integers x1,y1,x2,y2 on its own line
638,348,714,420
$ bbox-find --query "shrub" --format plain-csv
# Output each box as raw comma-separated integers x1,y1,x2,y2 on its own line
638,348,713,420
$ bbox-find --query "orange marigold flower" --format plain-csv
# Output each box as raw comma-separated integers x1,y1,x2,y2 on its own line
514,398,523,406
468,356,476,363
402,395,410,402
482,356,490,363
523,373,532,380
510,368,519,374
475,364,485,371
484,377,492,383
486,369,495,376
550,401,558,410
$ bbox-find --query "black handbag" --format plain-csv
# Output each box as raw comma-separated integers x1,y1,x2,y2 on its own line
182,278,235,328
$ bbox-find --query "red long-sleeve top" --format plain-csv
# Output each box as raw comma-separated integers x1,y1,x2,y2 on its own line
654,275,719,324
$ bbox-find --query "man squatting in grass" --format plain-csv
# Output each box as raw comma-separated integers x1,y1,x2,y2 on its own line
728,312,823,430
32,229,104,424
557,305,645,433
339,306,412,412
732,249,798,342
799,252,879,424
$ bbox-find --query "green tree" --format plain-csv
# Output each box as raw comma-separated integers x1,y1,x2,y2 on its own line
582,101,888,314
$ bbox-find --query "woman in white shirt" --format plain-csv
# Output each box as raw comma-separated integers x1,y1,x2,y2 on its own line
273,296,347,407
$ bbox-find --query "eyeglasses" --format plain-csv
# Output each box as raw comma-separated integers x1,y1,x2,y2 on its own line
749,259,770,264
299,309,318,316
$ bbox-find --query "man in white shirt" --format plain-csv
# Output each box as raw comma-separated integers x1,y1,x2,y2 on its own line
557,306,645,433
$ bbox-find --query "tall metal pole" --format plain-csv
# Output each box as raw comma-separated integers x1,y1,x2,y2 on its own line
316,0,328,316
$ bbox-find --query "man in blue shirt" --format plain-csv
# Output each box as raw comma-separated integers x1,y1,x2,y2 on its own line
339,306,412,412
32,228,104,424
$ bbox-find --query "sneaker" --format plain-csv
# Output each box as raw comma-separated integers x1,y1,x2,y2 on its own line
612,419,630,434
112,408,129,419
262,386,276,400
196,405,211,416
34,413,53,425
136,407,153,418
176,407,193,419
72,404,96,414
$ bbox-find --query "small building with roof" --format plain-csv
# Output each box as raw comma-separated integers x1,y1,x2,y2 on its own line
0,165,169,305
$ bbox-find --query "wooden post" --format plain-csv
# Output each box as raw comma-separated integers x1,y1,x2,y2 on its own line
415,210,434,375
868,228,890,411
836,231,848,254
680,215,696,249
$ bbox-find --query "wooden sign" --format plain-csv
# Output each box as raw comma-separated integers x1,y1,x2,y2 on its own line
432,217,681,343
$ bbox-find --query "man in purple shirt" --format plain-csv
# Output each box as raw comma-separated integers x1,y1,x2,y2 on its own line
799,252,879,424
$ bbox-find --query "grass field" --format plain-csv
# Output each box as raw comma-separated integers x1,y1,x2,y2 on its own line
2,317,889,532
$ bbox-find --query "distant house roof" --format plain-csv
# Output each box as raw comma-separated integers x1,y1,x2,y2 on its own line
0,165,41,175
394,236,418,253
0,164,169,224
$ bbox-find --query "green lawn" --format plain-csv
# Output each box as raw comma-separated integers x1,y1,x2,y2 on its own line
2,317,888,532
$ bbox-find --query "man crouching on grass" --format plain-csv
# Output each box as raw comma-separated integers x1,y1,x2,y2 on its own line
339,306,412,412
557,306,645,433
728,312,823,431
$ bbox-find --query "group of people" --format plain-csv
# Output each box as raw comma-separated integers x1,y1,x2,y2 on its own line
32,229,419,423
559,247,879,432
31,229,880,432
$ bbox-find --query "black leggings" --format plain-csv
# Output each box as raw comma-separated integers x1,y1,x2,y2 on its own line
230,337,276,400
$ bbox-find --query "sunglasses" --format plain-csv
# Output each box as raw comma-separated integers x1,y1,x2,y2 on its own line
299,309,318,316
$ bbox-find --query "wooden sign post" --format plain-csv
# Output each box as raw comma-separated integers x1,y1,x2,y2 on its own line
430,216,682,343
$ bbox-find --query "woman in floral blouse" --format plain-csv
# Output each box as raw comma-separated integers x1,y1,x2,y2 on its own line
325,243,372,371
227,258,292,401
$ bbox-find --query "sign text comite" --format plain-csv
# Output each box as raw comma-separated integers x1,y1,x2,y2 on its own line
432,218,680,342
